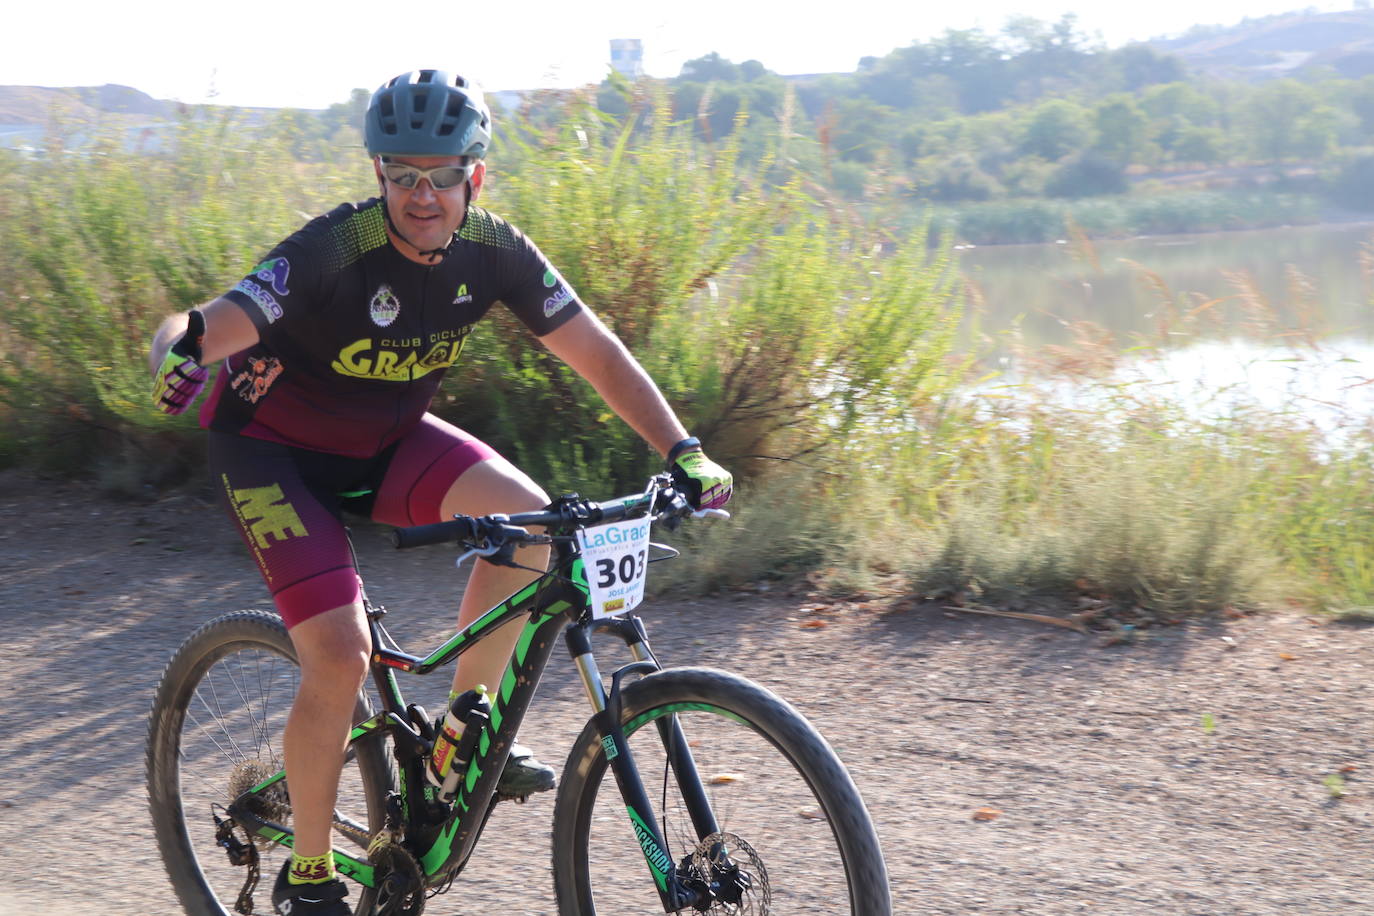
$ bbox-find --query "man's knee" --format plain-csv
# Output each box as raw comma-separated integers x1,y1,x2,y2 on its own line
441,458,550,520
290,603,371,690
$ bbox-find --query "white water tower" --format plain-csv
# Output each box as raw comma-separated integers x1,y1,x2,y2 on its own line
610,39,644,80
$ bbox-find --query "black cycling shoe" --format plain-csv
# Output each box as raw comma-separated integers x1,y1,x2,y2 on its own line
497,742,556,798
272,860,350,915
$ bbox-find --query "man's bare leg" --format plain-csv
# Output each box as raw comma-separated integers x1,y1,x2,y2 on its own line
438,457,550,697
283,602,371,858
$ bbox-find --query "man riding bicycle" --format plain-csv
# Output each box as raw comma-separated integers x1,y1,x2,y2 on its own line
147,69,732,916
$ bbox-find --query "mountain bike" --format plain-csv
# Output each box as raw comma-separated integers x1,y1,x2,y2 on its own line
147,473,892,914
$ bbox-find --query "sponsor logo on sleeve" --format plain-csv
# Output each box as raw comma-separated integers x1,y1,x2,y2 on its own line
540,266,575,317
251,257,292,296
369,284,402,327
543,287,574,317
233,278,284,324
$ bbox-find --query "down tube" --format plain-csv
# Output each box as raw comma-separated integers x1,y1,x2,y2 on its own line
419,602,573,876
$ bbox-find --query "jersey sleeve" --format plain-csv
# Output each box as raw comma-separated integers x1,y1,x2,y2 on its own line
220,238,322,349
494,226,586,336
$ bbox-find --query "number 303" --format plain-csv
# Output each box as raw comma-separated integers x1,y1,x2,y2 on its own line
595,550,646,588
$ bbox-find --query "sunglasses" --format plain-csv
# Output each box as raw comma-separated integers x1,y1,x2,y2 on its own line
380,159,475,191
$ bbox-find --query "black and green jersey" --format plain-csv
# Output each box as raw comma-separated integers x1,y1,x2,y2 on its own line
206,199,583,457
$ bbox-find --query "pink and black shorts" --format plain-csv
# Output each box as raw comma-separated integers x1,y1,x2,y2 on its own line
208,414,498,628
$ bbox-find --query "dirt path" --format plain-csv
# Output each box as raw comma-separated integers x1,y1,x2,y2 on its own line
1,471,1372,915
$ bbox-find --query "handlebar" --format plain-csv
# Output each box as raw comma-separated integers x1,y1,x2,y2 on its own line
389,474,715,553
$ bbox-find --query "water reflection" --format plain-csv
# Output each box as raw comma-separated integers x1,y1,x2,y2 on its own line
960,223,1374,437
1120,340,1372,433
960,222,1374,348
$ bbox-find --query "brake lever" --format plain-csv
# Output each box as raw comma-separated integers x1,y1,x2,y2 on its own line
454,542,502,569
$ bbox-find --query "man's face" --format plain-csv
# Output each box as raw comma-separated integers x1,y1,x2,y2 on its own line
375,155,485,263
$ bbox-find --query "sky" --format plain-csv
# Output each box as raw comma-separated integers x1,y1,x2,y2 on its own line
5,0,1363,110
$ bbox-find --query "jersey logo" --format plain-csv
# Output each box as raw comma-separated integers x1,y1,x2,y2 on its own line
453,283,473,305
331,329,472,381
230,355,283,405
544,288,573,317
369,284,402,327
541,267,575,317
251,257,292,296
225,481,308,550
233,278,284,324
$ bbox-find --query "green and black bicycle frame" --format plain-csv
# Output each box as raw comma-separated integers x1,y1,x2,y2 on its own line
224,508,725,911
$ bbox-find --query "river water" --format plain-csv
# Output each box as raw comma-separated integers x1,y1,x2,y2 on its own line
957,222,1374,436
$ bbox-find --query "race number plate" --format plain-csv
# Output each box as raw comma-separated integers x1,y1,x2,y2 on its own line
576,516,652,619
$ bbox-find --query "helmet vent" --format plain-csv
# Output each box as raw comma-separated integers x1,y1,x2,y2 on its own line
437,95,465,136
378,95,397,132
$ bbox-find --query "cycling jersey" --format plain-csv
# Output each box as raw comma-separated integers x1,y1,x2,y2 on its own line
203,199,584,457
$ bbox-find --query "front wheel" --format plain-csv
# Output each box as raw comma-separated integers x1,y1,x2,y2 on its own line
552,667,891,915
146,610,392,916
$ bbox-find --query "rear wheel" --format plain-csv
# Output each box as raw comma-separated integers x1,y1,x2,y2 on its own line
147,610,392,915
552,667,891,914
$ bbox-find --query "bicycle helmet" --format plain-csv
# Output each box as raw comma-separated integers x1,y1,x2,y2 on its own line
364,70,492,160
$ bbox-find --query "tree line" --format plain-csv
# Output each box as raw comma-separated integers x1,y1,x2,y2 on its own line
580,15,1374,211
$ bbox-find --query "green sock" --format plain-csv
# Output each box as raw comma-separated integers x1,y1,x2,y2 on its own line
287,852,335,885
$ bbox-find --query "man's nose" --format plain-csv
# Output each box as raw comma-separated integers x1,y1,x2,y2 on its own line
411,178,437,201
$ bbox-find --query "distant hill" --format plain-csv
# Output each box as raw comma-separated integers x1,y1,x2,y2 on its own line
0,84,175,125
9,8,1374,133
1149,8,1374,81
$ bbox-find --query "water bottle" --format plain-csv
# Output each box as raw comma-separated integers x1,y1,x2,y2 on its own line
426,687,491,801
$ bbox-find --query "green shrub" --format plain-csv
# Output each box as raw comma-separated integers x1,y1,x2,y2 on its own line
0,109,373,483
451,94,963,495
1045,152,1129,198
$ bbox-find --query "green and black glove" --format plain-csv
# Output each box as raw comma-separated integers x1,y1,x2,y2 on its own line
667,438,732,510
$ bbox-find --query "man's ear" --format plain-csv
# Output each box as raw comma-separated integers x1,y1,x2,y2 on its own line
468,161,487,201
373,157,387,196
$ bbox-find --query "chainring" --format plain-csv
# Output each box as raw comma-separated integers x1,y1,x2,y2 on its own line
687,831,771,915
370,838,426,916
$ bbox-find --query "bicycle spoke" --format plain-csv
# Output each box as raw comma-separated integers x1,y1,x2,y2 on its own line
150,613,391,915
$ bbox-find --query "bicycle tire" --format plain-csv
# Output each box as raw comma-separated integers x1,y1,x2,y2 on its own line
146,610,392,916
552,666,891,915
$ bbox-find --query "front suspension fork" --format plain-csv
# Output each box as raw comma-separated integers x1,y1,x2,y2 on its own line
566,617,722,912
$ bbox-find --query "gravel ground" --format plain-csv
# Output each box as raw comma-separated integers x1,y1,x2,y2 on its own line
1,471,1372,915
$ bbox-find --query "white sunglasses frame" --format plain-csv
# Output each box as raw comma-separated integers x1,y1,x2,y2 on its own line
378,158,476,191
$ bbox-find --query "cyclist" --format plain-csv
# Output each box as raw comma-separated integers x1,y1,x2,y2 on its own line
147,69,732,916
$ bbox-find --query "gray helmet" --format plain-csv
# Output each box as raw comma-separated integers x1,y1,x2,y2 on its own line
364,70,492,159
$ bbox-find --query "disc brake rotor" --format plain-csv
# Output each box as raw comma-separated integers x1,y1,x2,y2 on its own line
688,831,771,915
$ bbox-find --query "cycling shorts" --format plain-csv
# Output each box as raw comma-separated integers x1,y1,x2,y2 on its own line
208,414,499,628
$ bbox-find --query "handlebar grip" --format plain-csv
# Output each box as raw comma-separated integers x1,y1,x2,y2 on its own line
391,518,477,550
